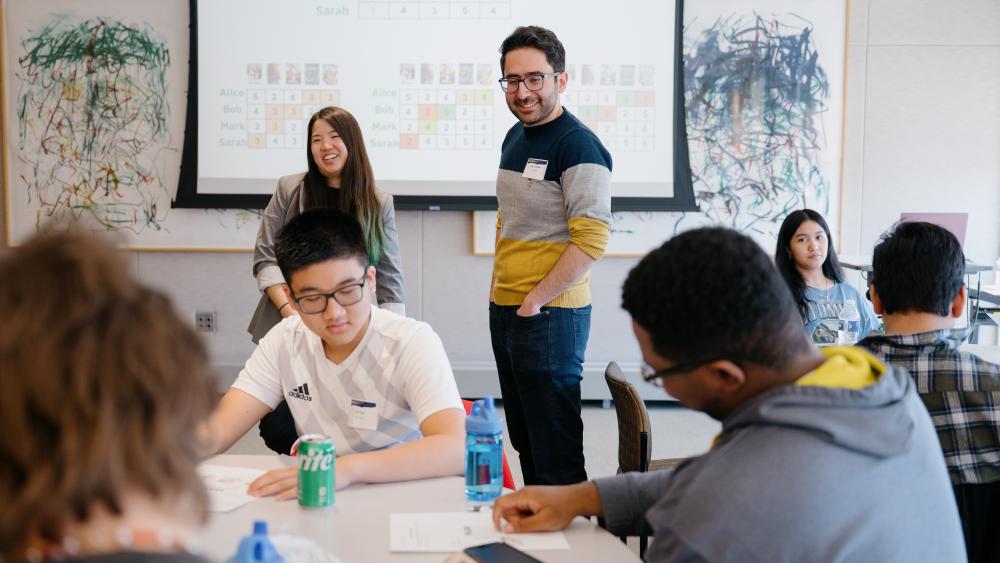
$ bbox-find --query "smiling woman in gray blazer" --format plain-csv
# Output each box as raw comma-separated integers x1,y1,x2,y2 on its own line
247,106,404,343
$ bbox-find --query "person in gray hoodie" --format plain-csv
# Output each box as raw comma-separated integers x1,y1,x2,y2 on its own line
491,227,966,562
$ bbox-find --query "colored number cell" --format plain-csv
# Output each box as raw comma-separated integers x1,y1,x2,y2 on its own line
617,91,636,106
437,105,456,120
284,105,300,119
419,104,438,120
636,91,656,106
474,90,493,105
598,106,617,121
267,119,284,134
322,90,340,105
419,120,437,134
248,134,266,148
267,105,283,119
457,91,475,105
400,134,419,149
577,106,598,121
303,91,322,104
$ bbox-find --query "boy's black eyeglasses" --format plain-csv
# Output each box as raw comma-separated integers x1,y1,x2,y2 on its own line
293,274,368,314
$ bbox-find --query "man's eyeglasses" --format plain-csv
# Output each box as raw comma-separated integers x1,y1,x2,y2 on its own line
498,72,562,93
293,274,368,314
640,358,735,384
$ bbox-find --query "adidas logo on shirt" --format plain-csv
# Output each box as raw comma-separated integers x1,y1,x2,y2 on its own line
288,383,312,402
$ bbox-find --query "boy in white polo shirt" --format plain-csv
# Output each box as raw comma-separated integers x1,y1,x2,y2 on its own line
205,209,465,499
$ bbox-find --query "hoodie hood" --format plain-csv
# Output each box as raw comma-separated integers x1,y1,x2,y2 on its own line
721,347,916,458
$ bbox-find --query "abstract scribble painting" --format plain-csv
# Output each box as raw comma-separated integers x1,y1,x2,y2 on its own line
3,0,261,249
678,0,846,244
16,16,172,232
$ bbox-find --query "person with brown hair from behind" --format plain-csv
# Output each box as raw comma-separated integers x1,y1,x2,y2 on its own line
0,230,217,562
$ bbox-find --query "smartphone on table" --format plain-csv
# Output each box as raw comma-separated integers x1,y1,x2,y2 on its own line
463,541,543,563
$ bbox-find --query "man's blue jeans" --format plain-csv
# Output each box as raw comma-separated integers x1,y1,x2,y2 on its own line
489,303,591,485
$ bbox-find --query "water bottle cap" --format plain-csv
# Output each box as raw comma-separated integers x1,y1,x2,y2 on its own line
253,520,268,535
466,396,502,434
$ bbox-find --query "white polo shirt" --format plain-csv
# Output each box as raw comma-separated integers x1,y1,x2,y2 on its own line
232,306,463,456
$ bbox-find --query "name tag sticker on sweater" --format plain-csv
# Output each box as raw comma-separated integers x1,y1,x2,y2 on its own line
522,158,548,180
350,399,379,431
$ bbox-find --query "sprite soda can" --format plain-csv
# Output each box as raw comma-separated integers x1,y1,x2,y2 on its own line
297,434,335,509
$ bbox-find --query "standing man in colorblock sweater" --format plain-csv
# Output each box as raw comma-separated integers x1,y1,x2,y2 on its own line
489,25,612,485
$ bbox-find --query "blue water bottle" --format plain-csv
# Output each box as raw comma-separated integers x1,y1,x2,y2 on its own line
465,396,503,503
226,520,285,563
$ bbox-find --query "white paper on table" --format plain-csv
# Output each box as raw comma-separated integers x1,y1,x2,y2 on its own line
198,464,265,512
389,512,569,552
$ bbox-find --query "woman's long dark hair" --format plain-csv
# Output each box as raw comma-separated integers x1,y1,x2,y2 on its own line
302,106,385,265
775,209,844,320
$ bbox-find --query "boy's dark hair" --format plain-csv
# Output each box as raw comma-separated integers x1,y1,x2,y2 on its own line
623,227,807,368
870,221,965,316
500,26,566,74
276,209,369,284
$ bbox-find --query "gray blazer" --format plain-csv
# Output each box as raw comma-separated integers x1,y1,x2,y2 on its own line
246,173,405,343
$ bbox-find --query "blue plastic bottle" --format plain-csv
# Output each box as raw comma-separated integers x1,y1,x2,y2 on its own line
226,520,285,563
465,396,503,503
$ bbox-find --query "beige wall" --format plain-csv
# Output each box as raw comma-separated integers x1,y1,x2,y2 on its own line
3,0,998,393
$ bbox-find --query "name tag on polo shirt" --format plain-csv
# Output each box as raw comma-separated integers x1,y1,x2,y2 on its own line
349,399,379,431
522,158,548,180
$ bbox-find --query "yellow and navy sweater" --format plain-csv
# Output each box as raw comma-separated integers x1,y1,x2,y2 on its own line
493,110,612,308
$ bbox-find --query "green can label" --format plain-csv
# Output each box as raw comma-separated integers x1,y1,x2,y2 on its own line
298,434,335,509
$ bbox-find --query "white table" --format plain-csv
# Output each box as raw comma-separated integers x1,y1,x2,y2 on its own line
197,455,639,563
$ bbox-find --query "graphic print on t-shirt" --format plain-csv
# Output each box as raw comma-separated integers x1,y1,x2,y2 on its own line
807,302,844,345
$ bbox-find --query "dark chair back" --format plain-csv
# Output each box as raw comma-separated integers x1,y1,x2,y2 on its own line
605,361,652,473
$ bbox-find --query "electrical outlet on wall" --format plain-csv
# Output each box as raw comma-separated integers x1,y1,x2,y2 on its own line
195,311,216,332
